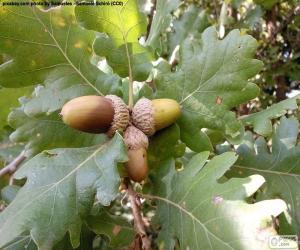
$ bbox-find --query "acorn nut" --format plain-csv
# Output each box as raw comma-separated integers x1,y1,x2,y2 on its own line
61,95,129,136
124,126,149,182
132,98,181,136
126,147,148,182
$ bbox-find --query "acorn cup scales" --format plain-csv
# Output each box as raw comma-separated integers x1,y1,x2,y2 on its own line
132,98,181,136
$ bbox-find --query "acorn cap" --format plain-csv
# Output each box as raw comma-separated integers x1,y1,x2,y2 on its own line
124,126,149,150
131,98,155,136
105,95,130,137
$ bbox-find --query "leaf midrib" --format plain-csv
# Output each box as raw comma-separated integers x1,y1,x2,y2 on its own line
141,193,234,250
233,165,300,178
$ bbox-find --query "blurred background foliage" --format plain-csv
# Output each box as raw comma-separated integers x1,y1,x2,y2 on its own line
141,0,300,114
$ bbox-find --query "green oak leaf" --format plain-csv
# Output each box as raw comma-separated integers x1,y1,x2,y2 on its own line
75,0,147,47
87,211,135,248
8,108,106,156
23,68,121,117
240,95,300,136
1,185,20,204
168,5,209,54
0,87,33,131
146,0,180,52
155,27,263,148
2,233,37,250
0,134,127,249
2,225,95,250
230,116,300,235
75,0,152,82
0,2,119,95
149,152,287,249
93,34,153,81
148,158,177,198
148,124,182,164
0,139,23,164
180,126,213,152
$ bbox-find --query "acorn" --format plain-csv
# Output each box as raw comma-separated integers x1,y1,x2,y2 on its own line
132,98,181,136
124,126,149,182
61,95,129,136
126,148,148,182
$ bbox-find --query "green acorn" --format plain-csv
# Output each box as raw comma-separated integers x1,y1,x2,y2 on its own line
132,98,181,136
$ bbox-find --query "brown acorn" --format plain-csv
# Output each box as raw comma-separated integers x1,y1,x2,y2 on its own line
126,148,148,182
124,126,149,182
61,95,129,136
132,98,181,136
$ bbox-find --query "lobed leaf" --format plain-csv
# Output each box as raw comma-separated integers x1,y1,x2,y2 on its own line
75,0,147,47
22,68,121,117
240,95,300,136
8,108,106,157
0,134,127,249
230,116,300,235
75,0,152,81
155,27,263,148
0,2,118,96
151,152,287,249
87,211,135,248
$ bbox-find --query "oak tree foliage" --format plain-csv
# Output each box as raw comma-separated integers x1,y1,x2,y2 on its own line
0,0,299,249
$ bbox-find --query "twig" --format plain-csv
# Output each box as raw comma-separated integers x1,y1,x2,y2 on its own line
126,181,151,250
124,40,134,108
0,151,26,177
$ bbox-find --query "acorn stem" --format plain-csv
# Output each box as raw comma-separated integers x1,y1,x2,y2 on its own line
128,77,134,108
125,180,151,250
124,40,134,108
